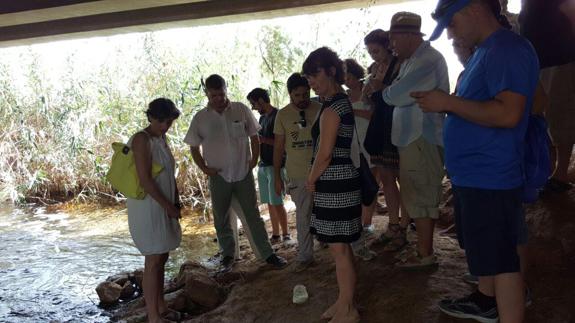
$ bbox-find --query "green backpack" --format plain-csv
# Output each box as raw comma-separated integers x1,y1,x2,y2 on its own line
106,142,164,199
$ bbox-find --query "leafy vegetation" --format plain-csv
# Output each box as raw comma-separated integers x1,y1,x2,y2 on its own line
0,9,382,210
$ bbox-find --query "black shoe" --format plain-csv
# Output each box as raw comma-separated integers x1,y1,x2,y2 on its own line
265,254,288,269
269,235,281,244
542,178,573,194
525,286,533,307
219,256,235,273
439,292,498,323
409,219,417,232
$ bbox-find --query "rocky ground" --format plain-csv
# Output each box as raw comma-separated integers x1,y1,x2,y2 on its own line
109,178,575,323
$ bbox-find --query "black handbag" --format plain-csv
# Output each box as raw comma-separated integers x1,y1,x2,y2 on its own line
354,125,379,206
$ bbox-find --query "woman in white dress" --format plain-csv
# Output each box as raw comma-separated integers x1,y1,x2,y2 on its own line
128,98,182,323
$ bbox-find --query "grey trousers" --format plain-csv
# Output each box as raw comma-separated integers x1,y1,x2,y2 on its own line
287,178,314,262
209,173,273,260
228,197,260,259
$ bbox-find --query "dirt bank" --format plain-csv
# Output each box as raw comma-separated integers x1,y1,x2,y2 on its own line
183,186,575,323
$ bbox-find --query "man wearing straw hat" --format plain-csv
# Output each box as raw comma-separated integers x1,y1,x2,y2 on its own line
381,12,448,270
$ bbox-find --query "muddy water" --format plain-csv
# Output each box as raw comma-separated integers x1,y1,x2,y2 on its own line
0,204,218,323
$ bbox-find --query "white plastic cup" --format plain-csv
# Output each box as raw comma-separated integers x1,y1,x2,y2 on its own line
292,284,308,304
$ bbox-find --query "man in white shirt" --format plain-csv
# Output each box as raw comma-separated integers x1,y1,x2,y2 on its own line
184,74,287,273
383,12,448,270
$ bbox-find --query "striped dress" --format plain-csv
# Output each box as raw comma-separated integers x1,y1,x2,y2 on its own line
310,93,362,243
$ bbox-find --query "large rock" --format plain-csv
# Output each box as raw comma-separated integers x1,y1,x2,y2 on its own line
96,281,123,304
107,272,129,286
177,261,224,309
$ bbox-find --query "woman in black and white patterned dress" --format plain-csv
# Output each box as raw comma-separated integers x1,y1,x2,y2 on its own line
303,47,361,323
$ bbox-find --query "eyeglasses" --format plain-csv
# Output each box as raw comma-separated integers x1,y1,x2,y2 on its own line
299,110,307,128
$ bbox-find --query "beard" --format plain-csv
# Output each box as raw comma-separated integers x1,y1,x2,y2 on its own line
296,100,310,109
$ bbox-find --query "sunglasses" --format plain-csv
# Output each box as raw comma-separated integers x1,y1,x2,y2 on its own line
299,110,307,128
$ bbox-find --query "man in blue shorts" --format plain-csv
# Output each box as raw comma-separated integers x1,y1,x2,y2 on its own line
411,0,539,322
247,88,291,244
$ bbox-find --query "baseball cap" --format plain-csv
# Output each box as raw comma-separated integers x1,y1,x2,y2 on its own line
429,0,473,41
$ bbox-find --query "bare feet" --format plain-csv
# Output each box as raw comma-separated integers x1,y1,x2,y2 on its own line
328,305,360,323
321,302,337,320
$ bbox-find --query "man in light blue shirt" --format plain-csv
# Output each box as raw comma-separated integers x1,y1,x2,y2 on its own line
383,12,448,270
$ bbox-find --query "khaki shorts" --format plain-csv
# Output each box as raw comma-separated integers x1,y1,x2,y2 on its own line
399,137,445,219
540,61,575,144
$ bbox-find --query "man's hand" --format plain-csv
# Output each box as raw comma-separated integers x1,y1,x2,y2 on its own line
166,204,181,219
260,137,274,145
274,175,285,196
201,166,219,177
411,90,453,113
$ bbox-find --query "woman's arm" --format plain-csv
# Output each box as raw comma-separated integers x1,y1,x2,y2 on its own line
306,108,340,190
132,133,180,218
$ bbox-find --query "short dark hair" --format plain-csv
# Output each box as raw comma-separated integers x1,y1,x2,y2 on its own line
204,74,226,90
344,59,365,80
146,98,180,121
302,47,345,85
246,88,270,103
286,73,310,93
364,29,390,48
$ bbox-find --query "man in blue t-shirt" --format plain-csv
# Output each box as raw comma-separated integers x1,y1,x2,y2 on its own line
411,0,539,322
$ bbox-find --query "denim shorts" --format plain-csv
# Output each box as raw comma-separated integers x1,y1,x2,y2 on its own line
257,166,285,205
453,185,527,276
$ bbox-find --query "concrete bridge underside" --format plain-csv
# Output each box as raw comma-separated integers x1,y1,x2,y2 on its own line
0,0,410,47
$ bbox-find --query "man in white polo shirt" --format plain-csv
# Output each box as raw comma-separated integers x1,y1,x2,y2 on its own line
184,74,287,273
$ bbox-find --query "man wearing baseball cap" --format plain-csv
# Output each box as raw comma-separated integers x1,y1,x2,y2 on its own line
412,0,539,322
380,12,448,270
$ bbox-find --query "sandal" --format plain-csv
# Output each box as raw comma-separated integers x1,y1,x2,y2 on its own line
383,230,408,252
377,223,401,245
395,252,438,270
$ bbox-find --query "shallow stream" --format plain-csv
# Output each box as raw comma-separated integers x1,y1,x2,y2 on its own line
0,204,218,322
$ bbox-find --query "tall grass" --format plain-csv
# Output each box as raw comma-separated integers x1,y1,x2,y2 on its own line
0,29,309,210
0,0,386,209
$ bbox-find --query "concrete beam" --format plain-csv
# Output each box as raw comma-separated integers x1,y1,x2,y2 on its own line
0,0,408,48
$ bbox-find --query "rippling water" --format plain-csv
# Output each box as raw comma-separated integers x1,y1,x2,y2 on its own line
0,204,218,323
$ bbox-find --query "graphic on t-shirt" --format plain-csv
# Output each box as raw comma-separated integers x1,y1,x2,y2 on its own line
290,130,312,149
